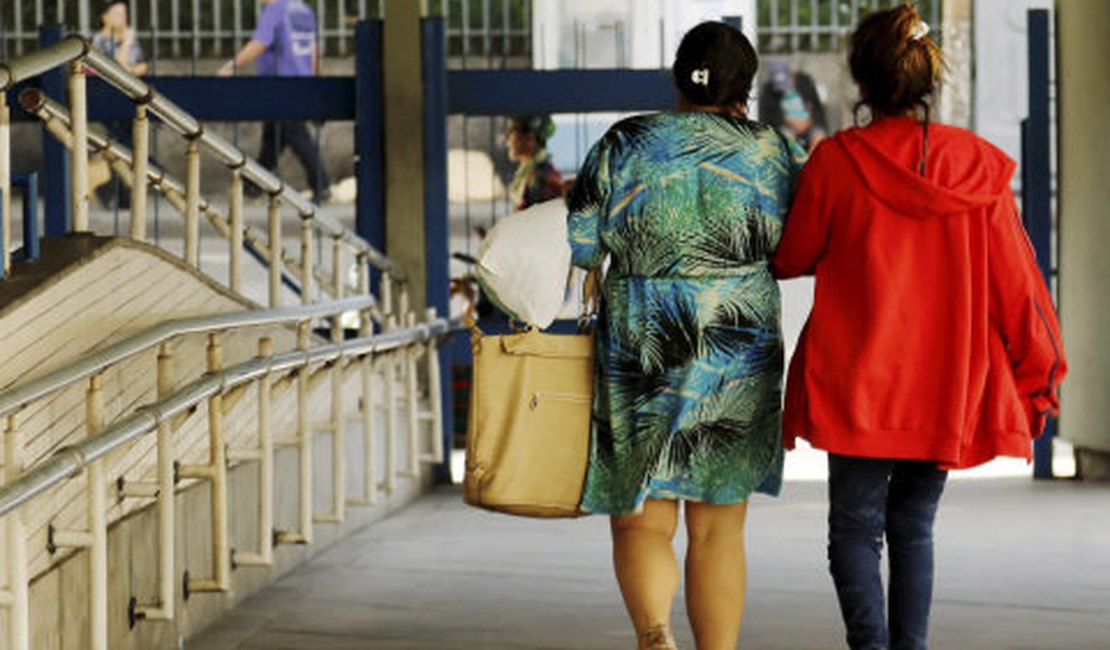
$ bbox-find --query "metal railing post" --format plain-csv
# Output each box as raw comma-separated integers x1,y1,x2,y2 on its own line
349,256,378,506
87,375,108,650
300,220,316,304
231,337,275,567
133,344,176,622
298,323,313,541
267,194,282,308
68,58,89,232
184,138,200,267
0,91,11,276
404,311,421,477
319,239,346,521
380,272,393,328
2,415,30,650
276,322,314,546
130,104,149,241
382,315,399,494
228,168,244,293
181,334,231,595
424,307,445,464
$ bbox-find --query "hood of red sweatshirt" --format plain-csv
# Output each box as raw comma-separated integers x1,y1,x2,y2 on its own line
836,117,1017,219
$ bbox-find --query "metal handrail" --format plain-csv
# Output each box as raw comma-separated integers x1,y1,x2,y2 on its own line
0,317,451,518
0,36,86,91
0,295,375,417
0,34,446,650
0,35,405,282
19,87,342,299
78,42,405,281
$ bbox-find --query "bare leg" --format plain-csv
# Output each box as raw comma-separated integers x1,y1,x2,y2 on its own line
685,500,749,650
611,498,681,647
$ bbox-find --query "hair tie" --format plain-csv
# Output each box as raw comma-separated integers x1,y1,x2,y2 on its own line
691,68,710,87
910,21,930,41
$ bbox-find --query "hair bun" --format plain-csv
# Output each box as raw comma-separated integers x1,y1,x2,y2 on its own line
673,22,758,108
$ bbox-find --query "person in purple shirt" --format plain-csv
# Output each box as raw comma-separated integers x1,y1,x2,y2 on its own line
219,0,331,203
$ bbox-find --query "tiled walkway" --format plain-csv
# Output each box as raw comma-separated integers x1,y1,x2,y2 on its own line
189,476,1110,649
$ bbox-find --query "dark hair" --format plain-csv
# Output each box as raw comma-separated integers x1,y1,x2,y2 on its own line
509,115,555,146
849,4,945,119
673,22,758,108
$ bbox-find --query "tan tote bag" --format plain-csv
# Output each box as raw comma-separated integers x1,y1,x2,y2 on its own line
463,327,593,517
463,272,600,518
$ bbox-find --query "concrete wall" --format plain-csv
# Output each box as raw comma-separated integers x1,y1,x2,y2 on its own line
1057,0,1110,476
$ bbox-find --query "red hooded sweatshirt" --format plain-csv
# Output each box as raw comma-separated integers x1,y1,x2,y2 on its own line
773,117,1066,469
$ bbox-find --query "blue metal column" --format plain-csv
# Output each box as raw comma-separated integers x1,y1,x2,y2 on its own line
355,20,386,293
1022,9,1055,479
39,25,71,237
421,16,454,482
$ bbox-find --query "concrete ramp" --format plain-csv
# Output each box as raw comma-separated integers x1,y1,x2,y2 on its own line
0,235,426,649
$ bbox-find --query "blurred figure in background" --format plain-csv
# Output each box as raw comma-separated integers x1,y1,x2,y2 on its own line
506,115,563,210
93,1,148,76
759,60,828,152
91,0,149,209
219,0,331,204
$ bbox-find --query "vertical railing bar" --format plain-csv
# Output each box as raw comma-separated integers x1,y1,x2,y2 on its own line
382,315,398,493
68,58,89,233
13,0,24,55
301,220,315,304
132,344,175,622
4,414,30,650
501,0,509,65
0,91,11,276
213,0,222,57
353,257,377,504
130,104,149,240
184,138,200,266
155,345,174,617
326,237,345,521
404,311,420,477
461,0,470,67
317,0,325,57
190,0,199,73
229,168,244,293
425,307,445,463
257,337,274,562
170,0,180,57
297,322,314,542
338,0,348,55
268,194,281,307
811,0,818,50
208,334,229,590
86,375,108,650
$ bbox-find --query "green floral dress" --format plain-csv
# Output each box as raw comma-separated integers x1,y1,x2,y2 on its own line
567,112,804,515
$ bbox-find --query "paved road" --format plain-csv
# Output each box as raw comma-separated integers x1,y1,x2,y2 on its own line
190,477,1110,650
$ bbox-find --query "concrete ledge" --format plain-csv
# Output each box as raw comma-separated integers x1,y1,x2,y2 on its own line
1075,447,1110,481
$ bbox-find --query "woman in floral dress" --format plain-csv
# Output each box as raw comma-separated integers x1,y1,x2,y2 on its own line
567,21,804,650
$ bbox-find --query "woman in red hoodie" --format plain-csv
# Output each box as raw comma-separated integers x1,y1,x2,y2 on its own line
773,5,1066,650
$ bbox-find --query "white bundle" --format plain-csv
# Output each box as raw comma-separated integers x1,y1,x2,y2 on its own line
475,198,572,329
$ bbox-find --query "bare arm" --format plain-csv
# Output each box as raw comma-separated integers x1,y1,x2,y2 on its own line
217,39,268,76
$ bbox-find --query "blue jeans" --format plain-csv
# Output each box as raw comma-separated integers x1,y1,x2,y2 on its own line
827,454,948,650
